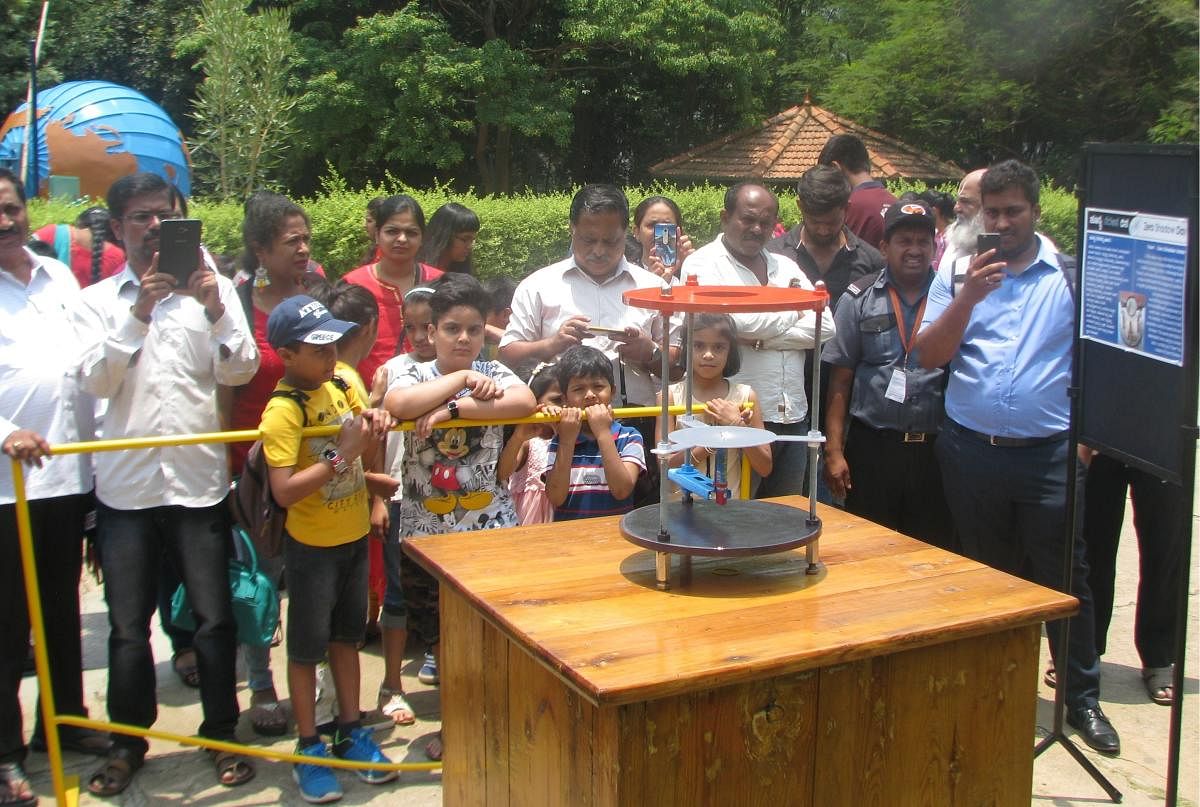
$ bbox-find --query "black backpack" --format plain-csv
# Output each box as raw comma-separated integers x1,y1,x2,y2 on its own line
230,376,350,558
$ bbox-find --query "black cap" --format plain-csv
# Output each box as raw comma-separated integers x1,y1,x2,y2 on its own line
882,201,936,238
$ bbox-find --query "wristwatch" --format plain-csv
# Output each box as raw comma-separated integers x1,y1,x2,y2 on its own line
322,446,349,475
446,399,460,419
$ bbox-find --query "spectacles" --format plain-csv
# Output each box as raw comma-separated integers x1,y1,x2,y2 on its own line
124,210,181,225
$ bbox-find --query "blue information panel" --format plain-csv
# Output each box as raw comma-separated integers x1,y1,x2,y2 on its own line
1080,207,1189,366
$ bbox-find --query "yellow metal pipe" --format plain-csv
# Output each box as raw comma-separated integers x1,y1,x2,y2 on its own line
54,715,440,772
11,460,71,804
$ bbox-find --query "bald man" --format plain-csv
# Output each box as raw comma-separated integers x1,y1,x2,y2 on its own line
937,168,987,269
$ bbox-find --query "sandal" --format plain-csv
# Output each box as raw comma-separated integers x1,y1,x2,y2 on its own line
0,761,37,807
247,689,288,737
1143,665,1175,706
172,649,200,688
378,687,416,726
1043,663,1056,689
87,748,143,798
425,731,443,762
208,749,255,787
270,620,283,648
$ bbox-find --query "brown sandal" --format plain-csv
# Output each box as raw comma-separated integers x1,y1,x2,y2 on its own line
208,749,256,787
1143,666,1174,706
0,761,37,807
172,649,200,688
87,748,143,798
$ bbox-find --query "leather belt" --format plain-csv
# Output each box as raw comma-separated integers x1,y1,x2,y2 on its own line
950,420,1069,448
851,419,932,444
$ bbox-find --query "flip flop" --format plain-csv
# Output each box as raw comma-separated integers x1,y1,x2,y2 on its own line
1043,663,1056,688
172,649,200,688
425,731,443,762
87,748,143,798
208,749,256,787
1143,666,1174,706
378,687,416,726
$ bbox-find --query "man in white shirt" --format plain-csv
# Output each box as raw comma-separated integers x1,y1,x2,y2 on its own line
681,183,835,497
499,185,678,504
0,168,109,807
73,173,259,795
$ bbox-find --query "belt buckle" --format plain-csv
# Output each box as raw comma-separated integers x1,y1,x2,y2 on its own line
903,432,926,443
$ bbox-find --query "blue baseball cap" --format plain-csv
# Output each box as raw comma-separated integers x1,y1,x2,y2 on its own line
267,294,358,349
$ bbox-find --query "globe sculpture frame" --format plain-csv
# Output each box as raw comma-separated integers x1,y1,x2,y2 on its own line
619,278,831,589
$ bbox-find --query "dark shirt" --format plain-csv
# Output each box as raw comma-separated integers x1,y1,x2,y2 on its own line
823,268,945,434
845,180,897,249
767,224,884,312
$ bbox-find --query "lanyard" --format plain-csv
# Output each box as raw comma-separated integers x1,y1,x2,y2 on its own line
886,285,927,358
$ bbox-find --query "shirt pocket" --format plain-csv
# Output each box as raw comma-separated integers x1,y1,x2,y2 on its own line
859,313,900,366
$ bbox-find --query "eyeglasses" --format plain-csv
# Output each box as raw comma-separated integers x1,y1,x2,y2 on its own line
124,210,181,225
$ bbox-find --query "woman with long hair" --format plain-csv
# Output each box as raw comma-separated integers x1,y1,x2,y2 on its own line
416,202,480,274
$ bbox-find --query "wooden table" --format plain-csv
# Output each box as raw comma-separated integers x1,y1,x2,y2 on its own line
405,496,1077,806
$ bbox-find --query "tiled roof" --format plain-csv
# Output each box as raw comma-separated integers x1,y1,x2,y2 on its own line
650,100,963,182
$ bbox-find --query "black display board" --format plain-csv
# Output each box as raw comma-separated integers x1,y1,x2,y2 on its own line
1075,144,1198,483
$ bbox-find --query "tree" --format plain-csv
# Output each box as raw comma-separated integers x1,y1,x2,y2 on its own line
182,0,297,199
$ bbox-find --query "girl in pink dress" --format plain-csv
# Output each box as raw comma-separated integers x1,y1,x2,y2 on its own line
498,364,563,525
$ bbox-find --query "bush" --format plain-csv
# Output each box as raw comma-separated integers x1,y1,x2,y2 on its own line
23,177,1082,279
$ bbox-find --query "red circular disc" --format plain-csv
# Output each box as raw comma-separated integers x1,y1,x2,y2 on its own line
623,284,828,313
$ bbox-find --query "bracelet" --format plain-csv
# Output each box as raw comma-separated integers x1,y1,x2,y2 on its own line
446,399,460,419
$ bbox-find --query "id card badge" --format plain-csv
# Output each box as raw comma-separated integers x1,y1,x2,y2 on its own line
884,368,907,403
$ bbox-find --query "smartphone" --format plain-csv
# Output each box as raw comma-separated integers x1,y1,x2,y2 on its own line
654,222,679,268
158,219,202,285
584,325,627,337
976,232,1002,256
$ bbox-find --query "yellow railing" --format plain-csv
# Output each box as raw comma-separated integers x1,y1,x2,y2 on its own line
12,404,751,805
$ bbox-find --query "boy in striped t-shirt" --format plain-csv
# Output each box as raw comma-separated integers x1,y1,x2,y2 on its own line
545,345,646,520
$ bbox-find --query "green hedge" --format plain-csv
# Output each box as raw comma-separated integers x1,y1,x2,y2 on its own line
25,179,1079,280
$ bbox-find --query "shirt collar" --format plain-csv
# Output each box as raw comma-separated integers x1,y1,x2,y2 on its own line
878,266,934,297
565,256,637,286
115,262,141,292
0,247,54,288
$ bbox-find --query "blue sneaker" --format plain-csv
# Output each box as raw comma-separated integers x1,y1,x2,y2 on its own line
332,726,398,784
293,742,343,803
418,651,439,685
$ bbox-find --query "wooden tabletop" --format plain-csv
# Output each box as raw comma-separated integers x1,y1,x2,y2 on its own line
405,497,1077,707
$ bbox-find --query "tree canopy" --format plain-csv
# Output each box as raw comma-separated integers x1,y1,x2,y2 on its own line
2,0,1194,195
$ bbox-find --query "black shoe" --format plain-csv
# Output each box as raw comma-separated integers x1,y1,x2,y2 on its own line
1066,705,1120,755
31,727,113,757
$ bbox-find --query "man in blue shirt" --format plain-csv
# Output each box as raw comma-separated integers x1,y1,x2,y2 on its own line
913,160,1119,755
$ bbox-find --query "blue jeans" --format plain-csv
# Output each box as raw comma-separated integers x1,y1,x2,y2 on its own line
97,501,239,758
756,420,810,498
936,422,1101,710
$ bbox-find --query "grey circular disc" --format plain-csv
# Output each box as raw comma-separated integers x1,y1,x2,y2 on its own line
667,424,776,449
620,499,821,557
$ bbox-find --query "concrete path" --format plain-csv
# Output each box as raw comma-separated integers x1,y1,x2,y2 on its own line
19,482,1199,805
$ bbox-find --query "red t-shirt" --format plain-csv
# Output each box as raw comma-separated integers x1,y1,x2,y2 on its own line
229,307,286,475
844,181,897,250
33,224,125,288
342,262,444,388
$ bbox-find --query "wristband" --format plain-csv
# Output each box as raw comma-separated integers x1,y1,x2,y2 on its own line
447,399,460,419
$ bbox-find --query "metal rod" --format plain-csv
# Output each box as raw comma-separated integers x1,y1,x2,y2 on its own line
684,311,694,419
657,305,673,540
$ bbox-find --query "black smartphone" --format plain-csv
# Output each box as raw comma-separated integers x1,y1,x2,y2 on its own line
976,232,1002,256
654,222,679,268
158,218,202,285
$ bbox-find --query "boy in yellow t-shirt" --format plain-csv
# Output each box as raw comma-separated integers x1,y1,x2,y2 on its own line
258,294,395,803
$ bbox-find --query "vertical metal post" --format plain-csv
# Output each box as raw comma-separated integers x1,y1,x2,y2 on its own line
684,311,694,419
12,460,71,804
805,283,826,573
656,292,673,543
26,39,38,196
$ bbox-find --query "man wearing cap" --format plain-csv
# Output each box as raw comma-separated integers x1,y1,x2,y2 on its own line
822,199,953,549
913,159,1120,755
73,172,259,795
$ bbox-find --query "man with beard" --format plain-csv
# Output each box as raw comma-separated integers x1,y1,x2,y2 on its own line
768,166,882,502
936,168,987,270
0,167,110,807
913,159,1119,756
682,183,834,497
822,200,953,549
74,173,260,796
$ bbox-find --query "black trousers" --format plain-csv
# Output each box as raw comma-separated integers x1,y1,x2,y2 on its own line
844,419,956,552
0,493,91,764
1082,453,1185,668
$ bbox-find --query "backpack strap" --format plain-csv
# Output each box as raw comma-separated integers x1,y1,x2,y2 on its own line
950,253,1076,299
268,388,310,428
331,374,350,394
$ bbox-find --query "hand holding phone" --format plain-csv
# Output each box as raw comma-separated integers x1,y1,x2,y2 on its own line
976,232,1001,257
653,223,679,268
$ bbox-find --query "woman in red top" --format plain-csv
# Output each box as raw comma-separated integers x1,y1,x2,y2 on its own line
228,192,321,475
33,206,125,287
343,194,443,388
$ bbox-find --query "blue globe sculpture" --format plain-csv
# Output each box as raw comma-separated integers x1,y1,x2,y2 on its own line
0,80,191,199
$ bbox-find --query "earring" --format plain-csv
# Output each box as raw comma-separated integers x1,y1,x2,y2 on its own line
253,266,270,289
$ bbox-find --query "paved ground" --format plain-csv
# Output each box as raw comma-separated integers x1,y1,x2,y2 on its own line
19,481,1199,806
